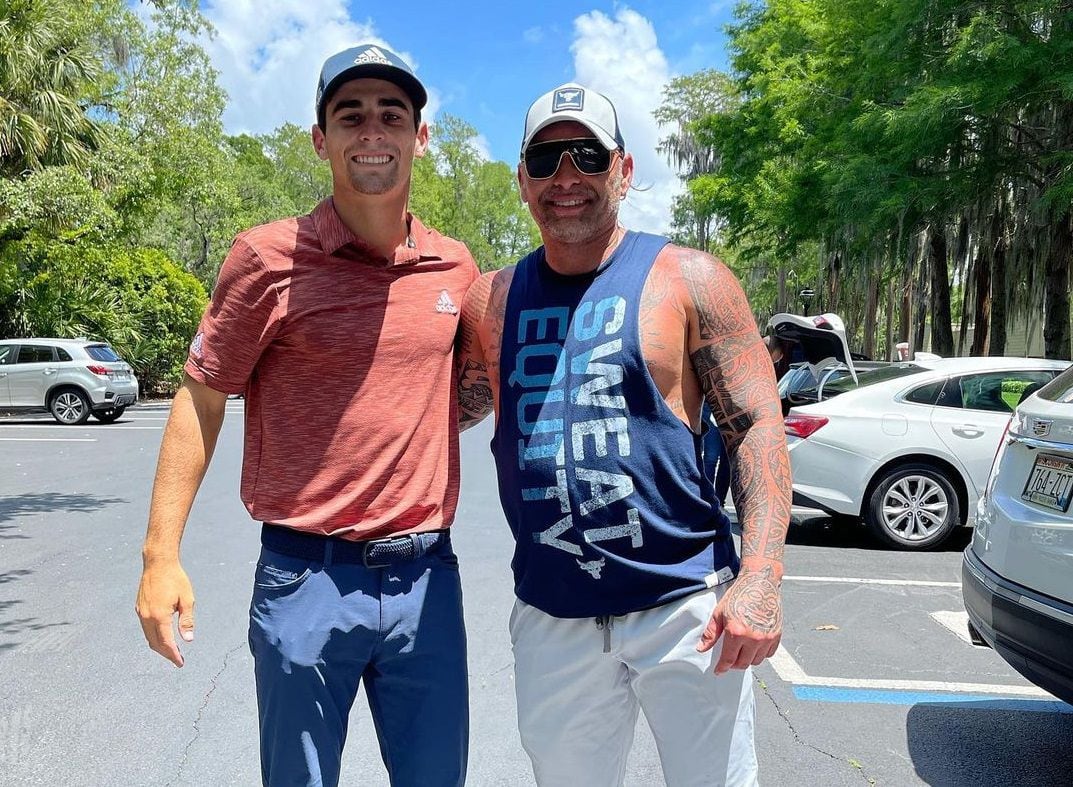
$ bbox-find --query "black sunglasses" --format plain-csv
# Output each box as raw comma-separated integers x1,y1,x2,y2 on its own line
522,138,617,180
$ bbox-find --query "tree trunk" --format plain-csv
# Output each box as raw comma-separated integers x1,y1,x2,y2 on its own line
955,214,972,355
777,263,788,313
1044,211,1072,360
957,261,973,356
969,248,991,356
885,277,895,361
914,235,929,353
900,266,912,356
930,227,955,357
862,259,879,358
826,251,841,313
989,227,1008,356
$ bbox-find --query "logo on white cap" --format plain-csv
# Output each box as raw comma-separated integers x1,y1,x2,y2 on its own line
354,46,392,66
552,88,584,112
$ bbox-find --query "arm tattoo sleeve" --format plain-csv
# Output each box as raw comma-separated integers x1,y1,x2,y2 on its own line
680,250,792,566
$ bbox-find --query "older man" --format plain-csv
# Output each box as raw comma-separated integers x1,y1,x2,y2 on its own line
456,83,790,786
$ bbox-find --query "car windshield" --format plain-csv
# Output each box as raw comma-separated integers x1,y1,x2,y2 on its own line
85,344,122,362
793,363,925,402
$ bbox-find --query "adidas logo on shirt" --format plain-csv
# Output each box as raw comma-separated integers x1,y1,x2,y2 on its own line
436,290,459,314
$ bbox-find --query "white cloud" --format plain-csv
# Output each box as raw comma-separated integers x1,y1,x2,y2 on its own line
197,1,439,134
471,132,493,162
523,26,544,44
570,9,681,235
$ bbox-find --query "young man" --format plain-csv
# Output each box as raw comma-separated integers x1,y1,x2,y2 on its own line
456,84,790,786
135,45,478,787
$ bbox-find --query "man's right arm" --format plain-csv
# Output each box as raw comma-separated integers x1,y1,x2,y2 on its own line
135,374,228,667
456,272,496,431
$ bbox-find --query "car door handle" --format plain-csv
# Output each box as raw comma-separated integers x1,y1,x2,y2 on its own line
953,425,985,438
0,372,6,378
42,368,58,375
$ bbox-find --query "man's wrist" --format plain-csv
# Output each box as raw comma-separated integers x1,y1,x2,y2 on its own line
142,545,182,568
739,556,784,582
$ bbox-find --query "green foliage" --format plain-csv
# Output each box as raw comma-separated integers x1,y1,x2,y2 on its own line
1002,379,1031,395
106,248,207,392
413,115,539,270
0,238,206,393
0,0,103,176
659,0,1073,356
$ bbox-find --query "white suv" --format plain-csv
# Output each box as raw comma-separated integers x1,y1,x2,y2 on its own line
0,338,139,424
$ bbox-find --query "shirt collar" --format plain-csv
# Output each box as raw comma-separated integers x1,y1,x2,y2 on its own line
312,198,443,265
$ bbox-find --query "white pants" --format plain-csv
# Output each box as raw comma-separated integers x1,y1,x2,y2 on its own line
510,587,759,787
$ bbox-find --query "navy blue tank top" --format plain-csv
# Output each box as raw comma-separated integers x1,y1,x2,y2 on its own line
492,231,738,618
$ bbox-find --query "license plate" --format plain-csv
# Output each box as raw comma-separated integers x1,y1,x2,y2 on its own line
1021,454,1073,512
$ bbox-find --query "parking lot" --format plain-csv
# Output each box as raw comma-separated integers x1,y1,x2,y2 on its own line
1,402,1071,786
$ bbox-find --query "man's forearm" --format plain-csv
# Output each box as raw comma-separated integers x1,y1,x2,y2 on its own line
142,381,226,563
726,415,791,574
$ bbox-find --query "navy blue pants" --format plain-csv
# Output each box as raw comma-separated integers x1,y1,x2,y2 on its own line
247,531,468,787
702,404,732,505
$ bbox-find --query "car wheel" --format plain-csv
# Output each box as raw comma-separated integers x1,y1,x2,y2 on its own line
865,463,961,549
49,389,91,425
92,406,126,424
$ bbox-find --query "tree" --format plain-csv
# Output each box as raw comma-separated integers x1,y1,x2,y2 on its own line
655,70,740,253
414,115,538,270
680,0,1073,358
0,0,102,177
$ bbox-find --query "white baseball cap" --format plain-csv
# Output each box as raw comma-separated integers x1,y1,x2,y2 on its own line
520,83,625,155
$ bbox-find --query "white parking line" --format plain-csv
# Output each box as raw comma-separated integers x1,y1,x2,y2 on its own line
0,438,96,442
783,575,961,588
0,424,162,430
768,645,1051,696
930,610,978,645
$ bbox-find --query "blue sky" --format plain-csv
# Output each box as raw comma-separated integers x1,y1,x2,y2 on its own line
193,1,739,233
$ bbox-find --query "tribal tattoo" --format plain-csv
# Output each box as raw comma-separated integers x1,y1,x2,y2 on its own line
722,564,783,634
458,359,493,429
676,247,791,568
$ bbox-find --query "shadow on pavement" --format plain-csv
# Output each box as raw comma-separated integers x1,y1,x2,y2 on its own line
0,492,127,529
0,494,123,650
908,701,1073,785
787,512,973,553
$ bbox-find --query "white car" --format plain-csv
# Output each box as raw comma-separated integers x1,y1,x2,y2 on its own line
785,356,1069,549
0,338,139,424
963,367,1073,704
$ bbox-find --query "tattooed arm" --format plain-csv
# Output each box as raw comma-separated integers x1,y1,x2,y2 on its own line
455,268,516,431
677,247,791,674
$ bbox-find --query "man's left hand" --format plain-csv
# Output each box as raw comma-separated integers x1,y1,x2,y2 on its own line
697,563,783,674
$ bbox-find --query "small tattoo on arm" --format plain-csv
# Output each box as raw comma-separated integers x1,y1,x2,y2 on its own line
458,359,493,429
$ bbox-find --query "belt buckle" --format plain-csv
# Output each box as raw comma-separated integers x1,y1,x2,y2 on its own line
362,539,391,569
362,535,412,569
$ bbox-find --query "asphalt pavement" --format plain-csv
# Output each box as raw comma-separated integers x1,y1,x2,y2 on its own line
0,402,1070,786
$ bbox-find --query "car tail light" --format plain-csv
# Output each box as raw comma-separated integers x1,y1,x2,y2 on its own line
983,416,1013,499
86,365,111,376
784,414,829,439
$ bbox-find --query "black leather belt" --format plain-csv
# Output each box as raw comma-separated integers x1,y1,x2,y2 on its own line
261,524,450,569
